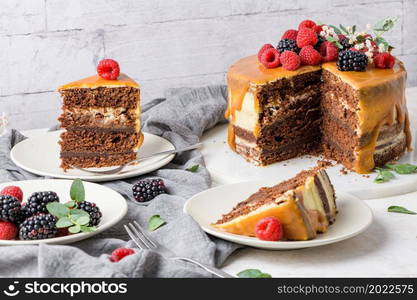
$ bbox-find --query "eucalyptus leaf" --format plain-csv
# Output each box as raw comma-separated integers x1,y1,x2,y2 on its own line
388,206,417,215
68,225,81,234
385,163,417,174
80,226,97,233
352,25,356,34
148,215,166,231
47,202,70,218
186,164,199,172
70,178,85,202
56,217,73,228
329,25,342,35
339,24,348,35
237,269,272,278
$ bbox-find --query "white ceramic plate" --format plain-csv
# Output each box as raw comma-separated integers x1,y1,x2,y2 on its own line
0,179,127,245
10,130,175,182
201,122,417,200
184,180,373,250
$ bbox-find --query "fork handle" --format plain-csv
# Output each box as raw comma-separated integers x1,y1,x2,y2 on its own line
174,257,235,278
136,142,203,162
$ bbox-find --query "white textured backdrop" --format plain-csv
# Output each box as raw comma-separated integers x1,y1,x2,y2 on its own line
0,0,416,129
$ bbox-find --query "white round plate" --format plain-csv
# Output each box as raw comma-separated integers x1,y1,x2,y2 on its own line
184,180,373,250
201,122,417,200
0,179,127,245
11,130,175,182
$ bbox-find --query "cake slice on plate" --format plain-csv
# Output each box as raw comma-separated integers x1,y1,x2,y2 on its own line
213,164,337,241
58,59,143,171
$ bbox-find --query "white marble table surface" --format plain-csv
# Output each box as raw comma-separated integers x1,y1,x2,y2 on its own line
21,87,417,277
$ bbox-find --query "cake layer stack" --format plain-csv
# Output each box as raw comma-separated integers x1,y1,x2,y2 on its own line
213,165,337,241
58,74,143,170
226,55,410,174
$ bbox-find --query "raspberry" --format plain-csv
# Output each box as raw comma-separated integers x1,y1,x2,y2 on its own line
260,48,281,69
314,24,324,33
0,221,18,240
110,248,135,262
299,46,322,65
319,41,339,62
281,29,298,41
298,20,316,30
255,217,283,241
280,51,301,71
0,186,23,202
296,28,318,48
97,59,120,80
257,44,274,62
374,52,395,69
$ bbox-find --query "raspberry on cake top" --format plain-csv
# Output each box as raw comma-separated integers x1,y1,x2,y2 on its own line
226,18,410,174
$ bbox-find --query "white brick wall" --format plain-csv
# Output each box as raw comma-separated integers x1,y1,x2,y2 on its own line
0,0,416,129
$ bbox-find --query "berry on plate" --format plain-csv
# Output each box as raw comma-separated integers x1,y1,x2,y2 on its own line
110,248,135,262
0,221,18,240
260,48,281,69
132,179,167,202
299,45,322,65
280,51,301,71
319,41,339,62
19,214,58,240
0,195,22,224
77,201,102,226
281,29,298,41
374,52,395,69
298,19,316,30
0,186,23,202
257,44,274,62
24,191,59,218
296,27,318,48
255,216,283,241
97,58,120,80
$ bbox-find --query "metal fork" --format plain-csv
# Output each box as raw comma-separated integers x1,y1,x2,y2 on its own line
124,221,234,278
69,143,203,175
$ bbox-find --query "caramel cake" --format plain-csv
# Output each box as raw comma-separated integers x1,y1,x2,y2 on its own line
58,59,143,170
213,165,337,241
226,19,411,174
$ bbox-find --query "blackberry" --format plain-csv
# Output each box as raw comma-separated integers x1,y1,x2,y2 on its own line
24,191,59,218
276,39,300,54
0,195,22,223
340,37,353,51
77,201,102,226
19,213,57,240
132,179,167,202
337,50,368,72
314,35,326,52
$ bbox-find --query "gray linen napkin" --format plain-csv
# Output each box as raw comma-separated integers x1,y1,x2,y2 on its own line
0,85,240,278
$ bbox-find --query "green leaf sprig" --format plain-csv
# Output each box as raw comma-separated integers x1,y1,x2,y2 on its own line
186,164,199,172
388,206,417,215
237,269,271,278
47,179,97,234
374,163,417,183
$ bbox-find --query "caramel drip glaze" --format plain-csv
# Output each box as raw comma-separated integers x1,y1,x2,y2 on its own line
58,73,139,90
226,55,410,173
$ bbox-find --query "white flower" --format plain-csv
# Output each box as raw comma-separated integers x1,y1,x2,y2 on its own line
322,25,329,31
333,34,339,41
365,40,372,48
366,24,371,30
349,39,354,44
320,31,326,36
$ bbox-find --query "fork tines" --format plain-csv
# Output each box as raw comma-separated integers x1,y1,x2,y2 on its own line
124,221,157,250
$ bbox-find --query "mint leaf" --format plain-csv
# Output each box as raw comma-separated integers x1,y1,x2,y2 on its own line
75,216,90,226
64,200,76,208
80,226,97,233
70,178,85,202
237,269,271,278
68,225,81,234
47,202,70,218
56,217,73,228
148,215,166,231
69,209,89,218
385,163,417,174
388,206,417,215
374,168,395,183
186,164,199,172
